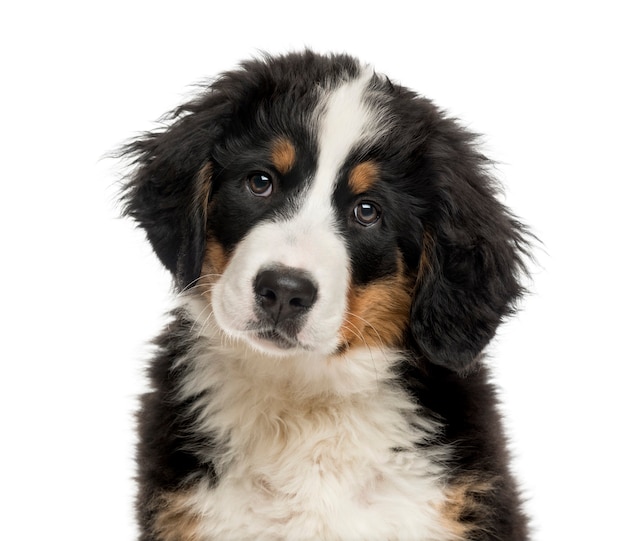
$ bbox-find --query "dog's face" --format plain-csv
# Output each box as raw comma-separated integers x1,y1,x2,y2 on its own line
208,70,416,359
122,51,528,372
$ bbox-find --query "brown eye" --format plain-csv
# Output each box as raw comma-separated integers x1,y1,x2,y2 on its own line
247,172,273,197
353,201,381,226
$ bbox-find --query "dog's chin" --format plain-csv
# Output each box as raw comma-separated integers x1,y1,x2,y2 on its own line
256,329,298,350
243,330,309,357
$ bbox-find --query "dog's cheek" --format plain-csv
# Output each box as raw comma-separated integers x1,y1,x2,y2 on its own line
338,262,413,351
205,238,230,276
197,237,231,300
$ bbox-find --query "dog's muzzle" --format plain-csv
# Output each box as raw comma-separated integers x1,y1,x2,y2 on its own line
253,266,318,347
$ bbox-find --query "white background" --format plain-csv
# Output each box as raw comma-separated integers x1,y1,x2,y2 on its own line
2,1,624,539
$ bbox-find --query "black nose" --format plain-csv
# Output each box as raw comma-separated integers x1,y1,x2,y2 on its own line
254,267,318,324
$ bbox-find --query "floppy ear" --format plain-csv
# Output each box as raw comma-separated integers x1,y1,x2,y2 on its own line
120,105,224,290
410,133,530,373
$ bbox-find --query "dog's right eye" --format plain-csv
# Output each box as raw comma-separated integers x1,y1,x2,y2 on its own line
353,201,381,227
247,172,273,197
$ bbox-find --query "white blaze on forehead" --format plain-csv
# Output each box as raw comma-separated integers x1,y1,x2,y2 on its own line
307,67,378,211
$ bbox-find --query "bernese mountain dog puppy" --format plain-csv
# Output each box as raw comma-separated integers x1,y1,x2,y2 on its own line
121,51,531,540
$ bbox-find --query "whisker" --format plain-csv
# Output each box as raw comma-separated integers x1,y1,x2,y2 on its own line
342,313,382,387
342,316,368,347
344,311,387,352
190,301,214,335
176,273,223,298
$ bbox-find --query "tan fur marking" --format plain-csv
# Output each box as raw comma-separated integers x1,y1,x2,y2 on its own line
348,161,379,193
195,162,213,214
197,238,230,302
153,492,202,541
203,238,229,276
416,229,435,286
440,477,495,539
270,137,297,174
339,256,412,350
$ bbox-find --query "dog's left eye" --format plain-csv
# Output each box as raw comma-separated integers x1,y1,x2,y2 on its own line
247,172,273,197
353,201,381,227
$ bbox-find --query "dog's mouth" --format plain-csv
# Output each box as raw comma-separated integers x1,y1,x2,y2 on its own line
256,329,299,350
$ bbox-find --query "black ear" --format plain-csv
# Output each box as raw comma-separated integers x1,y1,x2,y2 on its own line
120,107,222,290
410,131,530,373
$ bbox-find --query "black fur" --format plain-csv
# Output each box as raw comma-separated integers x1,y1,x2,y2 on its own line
405,117,530,371
135,312,220,536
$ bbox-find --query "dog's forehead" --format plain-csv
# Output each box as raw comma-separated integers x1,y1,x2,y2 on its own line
266,67,387,199
313,68,381,194
275,68,386,228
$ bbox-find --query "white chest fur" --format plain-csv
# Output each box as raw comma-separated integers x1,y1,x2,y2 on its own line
174,313,452,540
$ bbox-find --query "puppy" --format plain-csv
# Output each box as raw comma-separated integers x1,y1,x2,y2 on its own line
121,51,530,540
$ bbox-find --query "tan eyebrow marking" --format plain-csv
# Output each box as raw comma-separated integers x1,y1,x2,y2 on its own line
270,137,297,174
348,161,379,193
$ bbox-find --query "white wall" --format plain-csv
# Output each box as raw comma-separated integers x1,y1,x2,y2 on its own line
2,1,624,539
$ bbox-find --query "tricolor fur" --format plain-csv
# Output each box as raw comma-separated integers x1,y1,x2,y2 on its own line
121,51,530,540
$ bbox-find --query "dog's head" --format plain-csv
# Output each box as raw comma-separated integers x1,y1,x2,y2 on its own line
121,51,529,373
